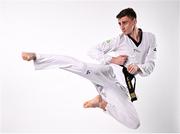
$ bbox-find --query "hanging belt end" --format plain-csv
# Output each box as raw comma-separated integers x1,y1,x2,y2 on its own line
130,92,137,102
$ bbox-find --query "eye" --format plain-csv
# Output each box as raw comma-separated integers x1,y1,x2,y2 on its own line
118,22,121,26
123,21,127,25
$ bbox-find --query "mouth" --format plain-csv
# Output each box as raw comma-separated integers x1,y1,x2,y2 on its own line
122,30,126,33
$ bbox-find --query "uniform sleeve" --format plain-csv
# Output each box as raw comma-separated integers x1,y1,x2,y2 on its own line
88,36,121,64
138,34,157,76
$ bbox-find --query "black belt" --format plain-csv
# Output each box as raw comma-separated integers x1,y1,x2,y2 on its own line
120,65,137,102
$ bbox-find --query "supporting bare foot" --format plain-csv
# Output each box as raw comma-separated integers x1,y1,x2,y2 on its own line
22,52,36,61
83,95,107,111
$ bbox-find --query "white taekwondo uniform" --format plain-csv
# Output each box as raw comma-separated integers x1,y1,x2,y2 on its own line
33,29,157,129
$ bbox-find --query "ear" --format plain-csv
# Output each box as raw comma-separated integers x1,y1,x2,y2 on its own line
133,18,137,25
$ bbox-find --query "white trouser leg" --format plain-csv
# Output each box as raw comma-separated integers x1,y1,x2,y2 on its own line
34,54,87,75
101,86,140,129
34,54,140,129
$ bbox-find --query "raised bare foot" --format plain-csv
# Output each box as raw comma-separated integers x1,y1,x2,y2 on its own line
22,52,36,61
83,95,107,111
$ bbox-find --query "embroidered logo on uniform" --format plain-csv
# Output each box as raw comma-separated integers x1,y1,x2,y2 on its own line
86,70,91,74
106,39,111,43
153,48,157,51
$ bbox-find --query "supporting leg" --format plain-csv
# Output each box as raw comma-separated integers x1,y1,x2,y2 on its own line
102,86,140,129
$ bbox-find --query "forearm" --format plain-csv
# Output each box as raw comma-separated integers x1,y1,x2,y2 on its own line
137,61,155,76
88,36,121,64
88,49,112,65
110,55,128,65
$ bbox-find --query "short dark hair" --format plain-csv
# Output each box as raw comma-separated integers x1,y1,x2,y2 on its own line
116,8,137,19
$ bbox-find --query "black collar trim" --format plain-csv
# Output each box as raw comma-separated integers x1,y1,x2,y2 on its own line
128,28,143,47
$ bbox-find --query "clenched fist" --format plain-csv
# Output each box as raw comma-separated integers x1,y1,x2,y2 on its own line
127,64,140,74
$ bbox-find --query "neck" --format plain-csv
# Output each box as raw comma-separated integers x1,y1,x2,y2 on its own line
129,27,139,42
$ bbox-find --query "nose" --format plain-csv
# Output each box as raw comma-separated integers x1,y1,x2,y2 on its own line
120,25,125,30
120,25,123,29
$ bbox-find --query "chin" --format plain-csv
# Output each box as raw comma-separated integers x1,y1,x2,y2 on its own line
123,31,131,35
123,32,128,35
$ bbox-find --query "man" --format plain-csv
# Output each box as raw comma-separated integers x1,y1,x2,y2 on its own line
22,8,156,129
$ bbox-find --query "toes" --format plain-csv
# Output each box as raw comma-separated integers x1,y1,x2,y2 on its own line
22,53,29,61
83,102,88,108
83,101,91,108
22,52,35,61
22,53,26,60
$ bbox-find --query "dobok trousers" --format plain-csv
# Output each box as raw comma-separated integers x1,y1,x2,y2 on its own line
33,54,140,129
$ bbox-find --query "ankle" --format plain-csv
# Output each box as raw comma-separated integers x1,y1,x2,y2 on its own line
98,96,107,111
32,53,36,60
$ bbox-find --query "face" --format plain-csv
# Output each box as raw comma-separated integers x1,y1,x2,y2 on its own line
118,16,136,35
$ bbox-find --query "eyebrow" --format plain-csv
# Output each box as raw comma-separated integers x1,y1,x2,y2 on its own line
118,20,128,25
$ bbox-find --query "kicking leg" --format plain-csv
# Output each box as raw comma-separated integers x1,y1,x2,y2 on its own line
22,52,87,76
22,52,116,86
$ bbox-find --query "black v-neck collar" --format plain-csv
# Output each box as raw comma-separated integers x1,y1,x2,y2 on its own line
127,28,143,47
